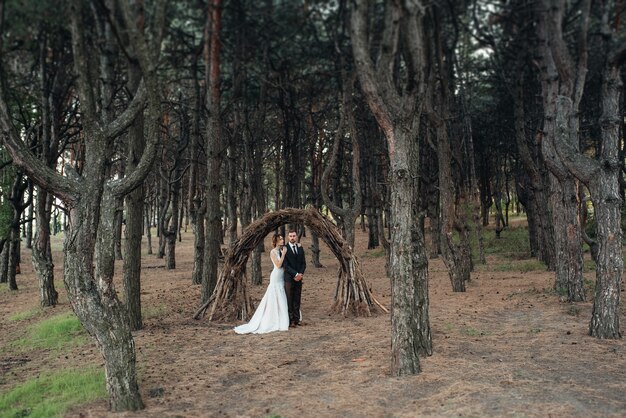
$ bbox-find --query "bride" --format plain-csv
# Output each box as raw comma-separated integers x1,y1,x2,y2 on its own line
234,234,289,334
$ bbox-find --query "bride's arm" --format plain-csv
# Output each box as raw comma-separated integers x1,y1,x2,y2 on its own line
270,249,286,268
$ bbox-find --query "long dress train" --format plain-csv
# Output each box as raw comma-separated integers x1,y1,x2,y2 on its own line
234,249,289,334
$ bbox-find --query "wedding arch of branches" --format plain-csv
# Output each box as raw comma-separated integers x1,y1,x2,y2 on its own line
193,207,386,322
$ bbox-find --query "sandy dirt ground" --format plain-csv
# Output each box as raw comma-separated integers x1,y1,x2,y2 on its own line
1,225,626,417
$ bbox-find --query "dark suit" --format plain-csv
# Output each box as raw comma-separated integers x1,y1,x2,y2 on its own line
283,242,306,324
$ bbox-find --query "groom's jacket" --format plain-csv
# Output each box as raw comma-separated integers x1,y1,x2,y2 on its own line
284,243,306,281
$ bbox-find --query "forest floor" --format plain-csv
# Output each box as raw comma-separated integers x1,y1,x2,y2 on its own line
1,218,626,417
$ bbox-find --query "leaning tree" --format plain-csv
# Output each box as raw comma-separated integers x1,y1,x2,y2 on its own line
194,207,386,321
0,0,165,411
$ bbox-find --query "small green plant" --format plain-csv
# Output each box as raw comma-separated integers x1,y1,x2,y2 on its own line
9,308,44,322
0,367,106,418
12,312,87,351
461,327,480,337
529,327,541,333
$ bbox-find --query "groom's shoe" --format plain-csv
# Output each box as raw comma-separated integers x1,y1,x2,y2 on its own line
290,321,298,328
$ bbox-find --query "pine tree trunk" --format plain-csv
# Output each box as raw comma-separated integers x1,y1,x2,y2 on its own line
309,231,323,268
535,0,587,300
226,147,238,247
202,0,223,303
389,131,431,374
189,53,204,285
122,59,144,330
165,177,180,269
68,190,143,411
366,207,379,249
0,242,8,284
145,203,153,255
32,189,57,306
25,189,33,249
191,202,205,285
432,109,468,292
350,0,431,376
7,230,19,290
589,65,623,338
114,201,124,260
550,176,585,300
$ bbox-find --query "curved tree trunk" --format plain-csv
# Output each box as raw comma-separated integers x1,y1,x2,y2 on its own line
71,186,143,411
535,0,588,301
33,189,57,306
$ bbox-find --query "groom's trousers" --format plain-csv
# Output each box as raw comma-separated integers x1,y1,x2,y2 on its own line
284,279,302,323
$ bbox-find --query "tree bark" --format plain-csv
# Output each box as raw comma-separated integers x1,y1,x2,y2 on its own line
535,0,589,301
189,50,204,285
321,72,362,250
589,65,623,338
513,77,556,268
202,0,224,303
33,189,57,306
350,0,432,376
0,0,165,409
123,59,145,331
25,185,33,249
431,113,468,292
145,201,153,255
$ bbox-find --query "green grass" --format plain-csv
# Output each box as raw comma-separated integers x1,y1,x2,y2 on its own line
480,227,531,260
362,248,386,258
0,367,106,418
584,258,596,272
11,312,87,351
9,308,44,322
490,259,546,273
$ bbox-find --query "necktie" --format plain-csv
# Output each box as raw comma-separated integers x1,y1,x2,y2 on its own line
292,244,297,254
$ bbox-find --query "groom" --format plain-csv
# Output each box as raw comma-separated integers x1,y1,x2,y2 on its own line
283,229,306,327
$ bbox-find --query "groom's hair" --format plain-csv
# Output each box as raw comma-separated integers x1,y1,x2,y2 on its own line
288,229,297,234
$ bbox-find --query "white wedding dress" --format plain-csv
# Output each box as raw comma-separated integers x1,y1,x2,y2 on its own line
234,249,289,334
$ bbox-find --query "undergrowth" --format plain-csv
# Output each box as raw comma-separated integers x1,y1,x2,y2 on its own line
10,312,87,351
0,367,105,418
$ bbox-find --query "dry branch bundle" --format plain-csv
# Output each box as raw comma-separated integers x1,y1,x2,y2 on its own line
193,207,385,321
